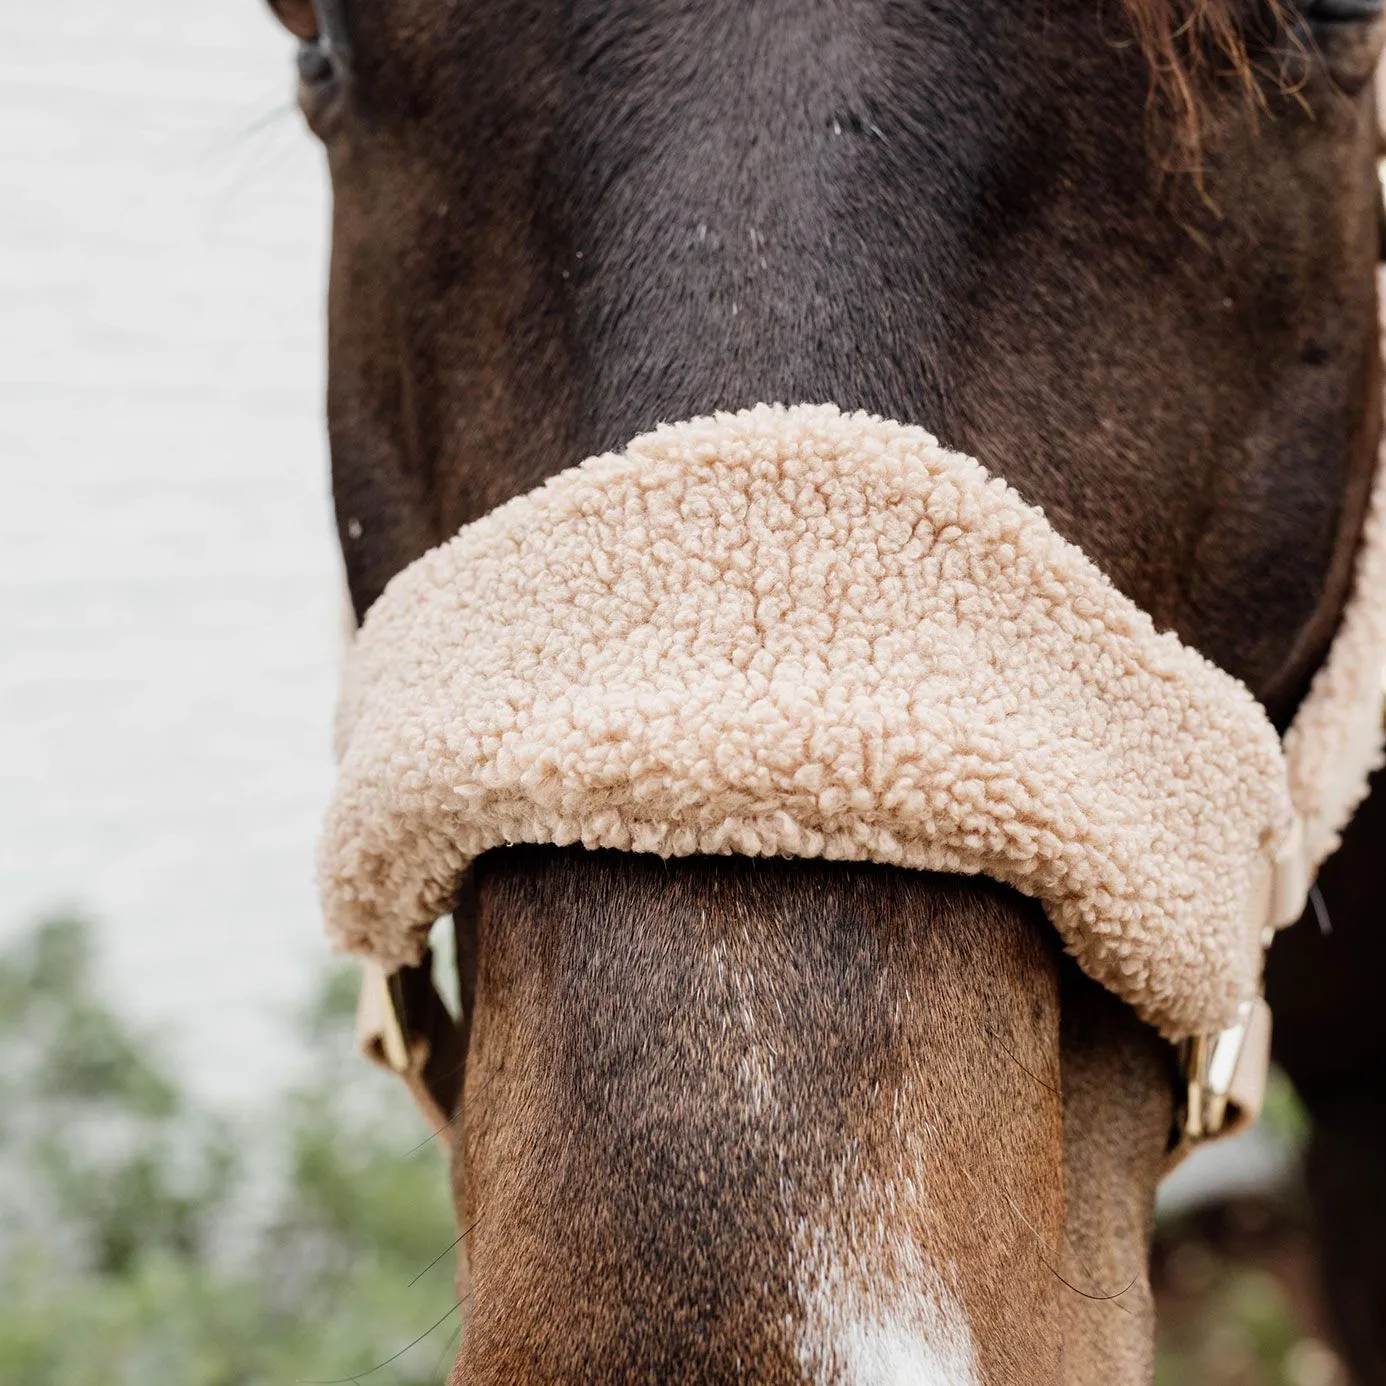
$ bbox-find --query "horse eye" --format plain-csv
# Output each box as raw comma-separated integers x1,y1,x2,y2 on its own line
294,33,347,137
297,38,337,86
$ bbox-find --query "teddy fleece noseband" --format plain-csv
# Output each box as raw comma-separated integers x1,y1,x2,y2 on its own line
322,401,1386,1042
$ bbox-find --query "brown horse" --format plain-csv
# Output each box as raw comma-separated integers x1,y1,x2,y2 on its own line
265,0,1384,1380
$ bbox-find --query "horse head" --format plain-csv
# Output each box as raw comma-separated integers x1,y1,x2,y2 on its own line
266,0,1383,1379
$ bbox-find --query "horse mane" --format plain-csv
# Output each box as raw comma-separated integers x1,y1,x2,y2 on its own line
1123,0,1284,151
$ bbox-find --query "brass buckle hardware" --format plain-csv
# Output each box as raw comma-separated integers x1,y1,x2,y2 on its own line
1174,816,1306,1152
1179,995,1272,1146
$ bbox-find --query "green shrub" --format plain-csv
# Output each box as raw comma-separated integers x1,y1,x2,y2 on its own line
0,918,457,1386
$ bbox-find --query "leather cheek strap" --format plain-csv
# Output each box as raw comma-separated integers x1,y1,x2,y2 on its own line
355,876,478,1148
357,956,467,1144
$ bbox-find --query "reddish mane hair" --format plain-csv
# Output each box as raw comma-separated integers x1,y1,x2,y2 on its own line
1123,0,1284,149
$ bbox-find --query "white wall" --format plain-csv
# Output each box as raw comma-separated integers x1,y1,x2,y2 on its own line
0,3,338,1105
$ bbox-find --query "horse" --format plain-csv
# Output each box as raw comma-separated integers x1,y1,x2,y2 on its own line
263,0,1385,1380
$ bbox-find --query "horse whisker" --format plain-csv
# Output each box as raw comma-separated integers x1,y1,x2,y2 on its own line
295,1295,471,1385
984,1025,1062,1097
947,1107,1137,1314
409,1217,479,1287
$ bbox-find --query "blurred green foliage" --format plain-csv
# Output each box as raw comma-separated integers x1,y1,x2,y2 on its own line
1154,1252,1346,1386
0,918,457,1386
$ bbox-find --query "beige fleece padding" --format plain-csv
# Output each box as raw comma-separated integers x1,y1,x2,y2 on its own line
318,394,1386,1040
1284,456,1386,870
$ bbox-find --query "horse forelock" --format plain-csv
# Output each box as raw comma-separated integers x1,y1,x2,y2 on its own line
1123,0,1280,100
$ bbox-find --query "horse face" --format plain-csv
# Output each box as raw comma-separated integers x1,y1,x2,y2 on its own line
268,1,1382,1380
276,0,1382,711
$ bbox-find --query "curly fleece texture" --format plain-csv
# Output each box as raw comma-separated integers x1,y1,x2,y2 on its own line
318,397,1386,1039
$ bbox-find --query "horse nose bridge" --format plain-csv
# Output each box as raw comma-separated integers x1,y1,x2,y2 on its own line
426,848,1069,1385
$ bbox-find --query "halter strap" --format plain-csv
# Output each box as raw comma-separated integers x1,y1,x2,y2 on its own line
356,954,465,1146
336,365,1386,1157
356,875,478,1145
359,834,1305,1161
360,937,1280,1160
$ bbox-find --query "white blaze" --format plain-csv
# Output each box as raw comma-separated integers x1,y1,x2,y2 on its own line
793,1207,980,1386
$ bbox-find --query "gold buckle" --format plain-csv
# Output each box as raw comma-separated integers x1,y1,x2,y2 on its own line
1173,818,1305,1153
1179,995,1272,1145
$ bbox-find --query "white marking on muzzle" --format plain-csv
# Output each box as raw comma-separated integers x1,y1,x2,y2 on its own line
793,1219,980,1385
